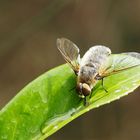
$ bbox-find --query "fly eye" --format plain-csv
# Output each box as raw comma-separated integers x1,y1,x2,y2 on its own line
82,83,91,96
107,49,111,56
108,52,111,55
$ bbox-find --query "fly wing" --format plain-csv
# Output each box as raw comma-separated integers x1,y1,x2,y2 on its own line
101,52,140,77
57,38,80,74
122,52,140,59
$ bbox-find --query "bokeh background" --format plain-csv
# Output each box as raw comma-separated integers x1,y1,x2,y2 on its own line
0,0,140,140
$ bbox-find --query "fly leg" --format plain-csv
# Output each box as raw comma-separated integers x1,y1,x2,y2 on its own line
101,78,108,93
89,87,94,98
95,75,108,93
78,97,87,106
84,97,86,106
83,97,89,106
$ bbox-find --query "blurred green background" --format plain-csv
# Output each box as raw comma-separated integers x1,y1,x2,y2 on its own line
0,0,140,140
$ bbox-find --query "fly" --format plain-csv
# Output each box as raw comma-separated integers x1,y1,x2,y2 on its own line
57,38,140,105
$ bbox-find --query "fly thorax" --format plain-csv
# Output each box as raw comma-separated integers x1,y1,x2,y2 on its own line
78,65,98,84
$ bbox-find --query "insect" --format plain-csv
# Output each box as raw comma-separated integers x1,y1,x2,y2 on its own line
57,38,140,105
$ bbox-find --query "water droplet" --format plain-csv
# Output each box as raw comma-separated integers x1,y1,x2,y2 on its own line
125,93,128,95
71,116,74,120
117,96,120,100
54,125,58,130
107,101,111,104
115,89,121,93
86,108,90,112
96,105,99,108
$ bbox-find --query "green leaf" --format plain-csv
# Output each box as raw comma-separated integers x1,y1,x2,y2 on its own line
0,54,140,140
